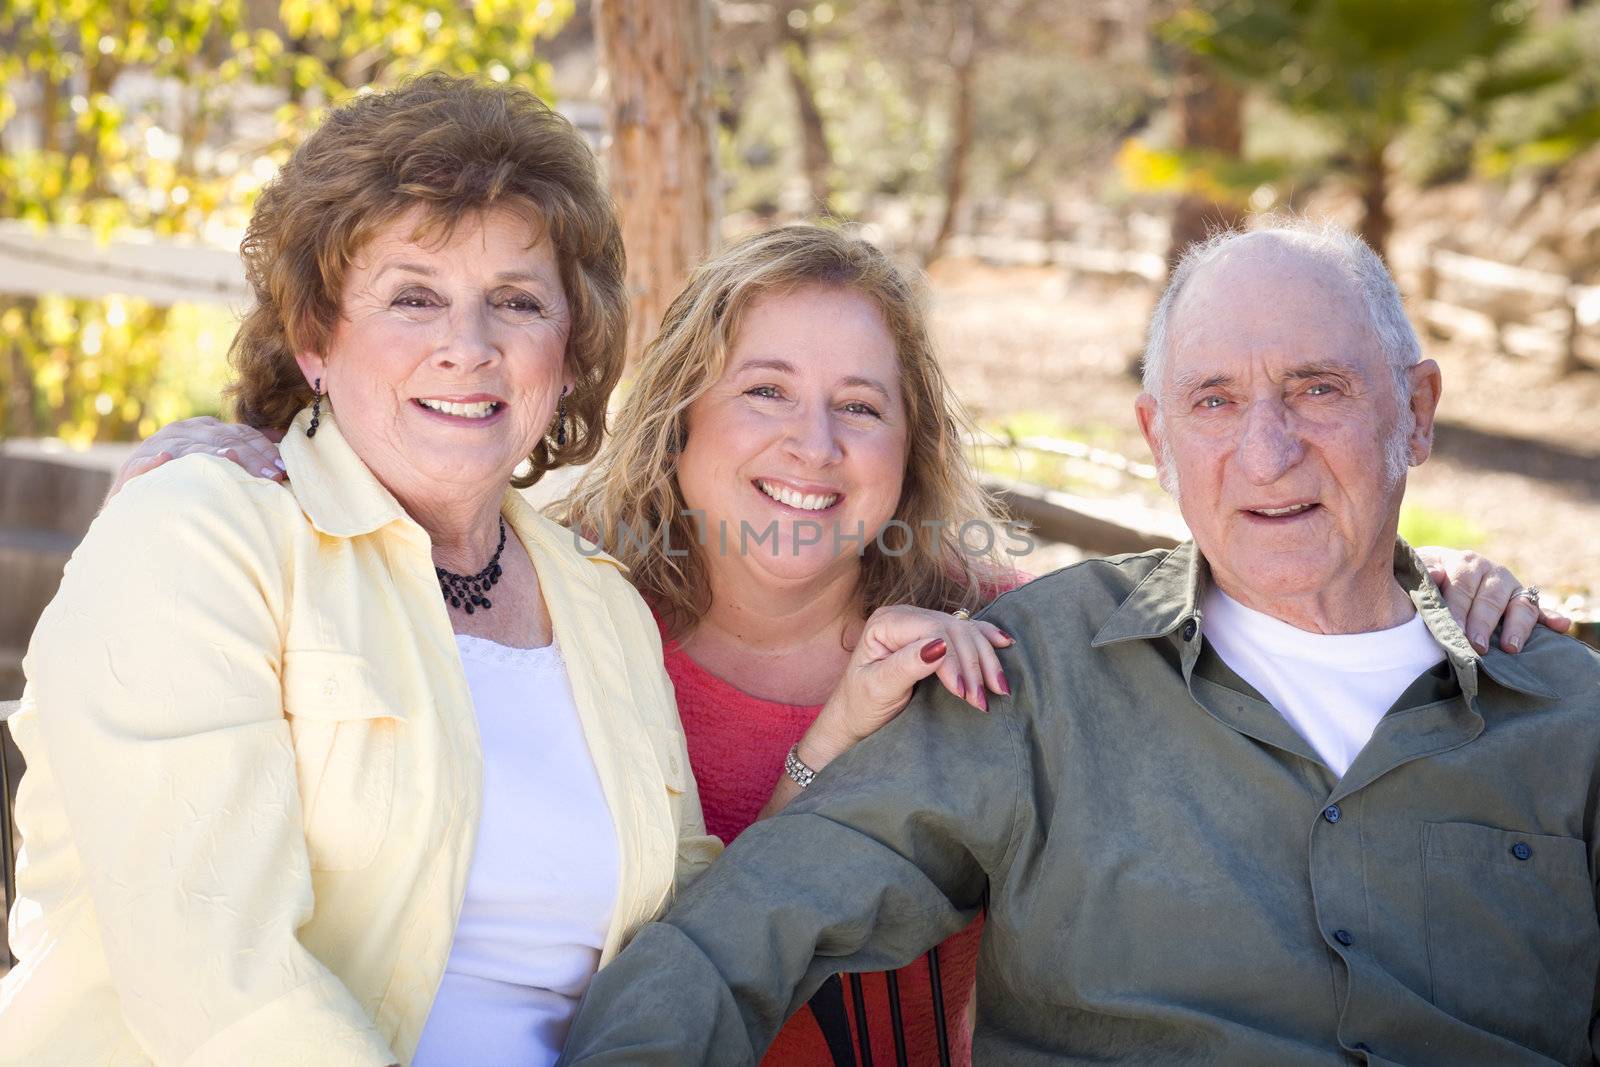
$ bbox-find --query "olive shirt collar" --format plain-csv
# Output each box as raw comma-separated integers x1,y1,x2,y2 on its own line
1090,537,1557,703
1089,537,1557,800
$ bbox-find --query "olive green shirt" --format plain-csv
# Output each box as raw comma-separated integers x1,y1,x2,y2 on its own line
562,542,1600,1066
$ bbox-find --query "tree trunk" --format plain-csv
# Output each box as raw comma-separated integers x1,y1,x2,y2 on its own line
596,0,720,361
3,300,40,439
1357,140,1392,262
40,71,62,155
1165,49,1244,269
927,1,979,264
777,4,833,216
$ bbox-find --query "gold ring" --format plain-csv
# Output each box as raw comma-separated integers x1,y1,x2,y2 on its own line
952,608,972,621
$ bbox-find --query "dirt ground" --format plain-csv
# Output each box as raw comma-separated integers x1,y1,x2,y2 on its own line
926,260,1600,611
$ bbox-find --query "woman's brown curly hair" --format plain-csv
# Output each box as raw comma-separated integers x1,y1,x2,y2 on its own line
227,73,627,486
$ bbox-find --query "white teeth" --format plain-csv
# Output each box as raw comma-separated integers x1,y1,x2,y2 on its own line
1257,504,1312,517
757,480,838,511
418,398,497,419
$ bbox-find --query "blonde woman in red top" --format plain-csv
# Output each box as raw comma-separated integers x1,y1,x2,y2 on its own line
559,226,1025,1065
119,225,1561,1066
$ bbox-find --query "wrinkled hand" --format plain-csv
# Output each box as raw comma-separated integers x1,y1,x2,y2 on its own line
1416,546,1571,654
799,605,1014,772
105,417,287,503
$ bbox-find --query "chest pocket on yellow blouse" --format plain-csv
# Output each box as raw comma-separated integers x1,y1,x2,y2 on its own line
282,649,407,872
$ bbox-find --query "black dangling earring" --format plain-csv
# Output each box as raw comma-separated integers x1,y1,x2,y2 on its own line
555,388,568,447
307,378,322,437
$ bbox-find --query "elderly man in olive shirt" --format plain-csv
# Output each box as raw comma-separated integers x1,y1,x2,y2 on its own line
561,221,1600,1067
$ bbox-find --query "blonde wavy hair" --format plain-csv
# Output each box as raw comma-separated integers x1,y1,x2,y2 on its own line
556,225,1014,636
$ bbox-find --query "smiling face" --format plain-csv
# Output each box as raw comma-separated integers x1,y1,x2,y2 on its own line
1135,244,1441,625
296,205,572,510
675,283,909,590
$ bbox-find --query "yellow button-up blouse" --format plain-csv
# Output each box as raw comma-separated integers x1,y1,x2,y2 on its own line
0,411,720,1066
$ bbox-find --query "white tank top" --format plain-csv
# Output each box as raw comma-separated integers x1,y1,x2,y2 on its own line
412,635,620,1067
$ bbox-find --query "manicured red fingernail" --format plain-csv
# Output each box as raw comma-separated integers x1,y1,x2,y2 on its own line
955,673,967,700
996,668,1010,696
920,639,947,663
996,629,1014,644
974,688,988,712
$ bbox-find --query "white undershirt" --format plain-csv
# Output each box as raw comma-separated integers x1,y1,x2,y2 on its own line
1201,586,1447,777
412,635,620,1067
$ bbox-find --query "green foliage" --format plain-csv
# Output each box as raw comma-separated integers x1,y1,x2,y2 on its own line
720,0,1156,226
1398,502,1484,550
0,0,572,442
1477,7,1600,174
1173,0,1536,152
1147,0,1598,250
1117,139,1296,202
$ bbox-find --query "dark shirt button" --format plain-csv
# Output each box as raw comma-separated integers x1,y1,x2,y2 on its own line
1511,841,1532,861
1323,804,1342,824
1333,929,1355,946
1181,619,1198,641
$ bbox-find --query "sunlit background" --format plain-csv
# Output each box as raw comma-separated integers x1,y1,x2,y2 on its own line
3,0,1598,677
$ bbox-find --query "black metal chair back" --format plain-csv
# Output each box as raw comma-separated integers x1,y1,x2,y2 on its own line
827,947,953,1067
1,699,20,972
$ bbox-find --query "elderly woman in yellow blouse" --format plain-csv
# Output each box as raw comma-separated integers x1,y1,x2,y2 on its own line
0,75,717,1067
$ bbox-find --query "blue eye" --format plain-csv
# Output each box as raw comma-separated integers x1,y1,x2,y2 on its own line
746,385,781,400
1306,383,1334,396
1198,395,1227,410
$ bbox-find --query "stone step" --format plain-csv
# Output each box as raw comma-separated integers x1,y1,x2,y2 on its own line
0,527,77,657
0,647,21,701
0,440,129,537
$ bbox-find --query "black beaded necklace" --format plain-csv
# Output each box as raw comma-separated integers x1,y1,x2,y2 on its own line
437,518,506,615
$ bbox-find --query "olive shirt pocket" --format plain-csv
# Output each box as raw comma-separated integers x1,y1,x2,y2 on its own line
1423,820,1599,1063
282,649,407,872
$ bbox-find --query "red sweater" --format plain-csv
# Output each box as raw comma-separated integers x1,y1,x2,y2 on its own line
662,630,981,1067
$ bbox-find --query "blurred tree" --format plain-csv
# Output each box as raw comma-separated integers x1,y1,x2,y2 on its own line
596,0,719,361
1164,44,1246,267
923,0,979,262
716,0,1132,257
774,1,834,215
0,0,570,441
1174,0,1542,259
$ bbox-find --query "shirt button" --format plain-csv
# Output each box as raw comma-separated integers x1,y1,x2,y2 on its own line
1333,929,1355,946
1323,804,1342,824
321,678,340,698
1181,619,1198,641
1511,841,1532,861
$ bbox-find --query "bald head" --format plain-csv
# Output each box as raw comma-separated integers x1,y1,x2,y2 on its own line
1143,220,1420,406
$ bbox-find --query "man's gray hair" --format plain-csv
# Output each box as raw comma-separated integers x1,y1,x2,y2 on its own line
1142,216,1422,405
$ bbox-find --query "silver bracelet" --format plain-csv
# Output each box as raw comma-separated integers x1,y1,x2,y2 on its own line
784,743,818,789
